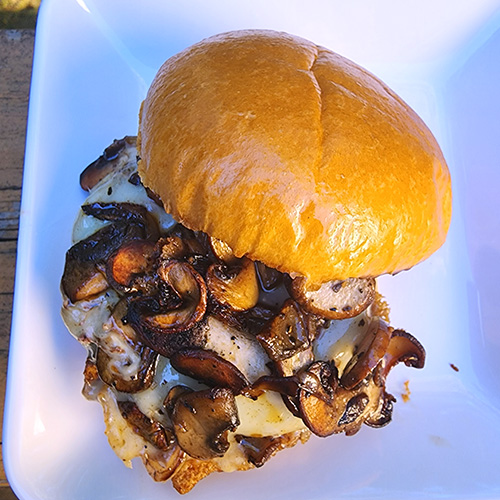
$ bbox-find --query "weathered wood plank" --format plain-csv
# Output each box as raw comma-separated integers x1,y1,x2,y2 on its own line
0,28,34,497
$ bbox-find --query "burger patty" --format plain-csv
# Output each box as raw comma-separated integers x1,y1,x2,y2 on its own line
61,138,425,494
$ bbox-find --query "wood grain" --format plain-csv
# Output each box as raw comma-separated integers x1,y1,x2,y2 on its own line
0,28,35,500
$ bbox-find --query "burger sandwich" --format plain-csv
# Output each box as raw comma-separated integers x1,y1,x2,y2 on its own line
60,30,452,494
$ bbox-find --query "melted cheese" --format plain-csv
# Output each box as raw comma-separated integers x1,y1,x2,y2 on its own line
99,386,146,467
314,310,372,375
61,290,120,345
72,159,175,244
99,315,144,380
235,391,304,436
63,160,381,475
204,316,270,383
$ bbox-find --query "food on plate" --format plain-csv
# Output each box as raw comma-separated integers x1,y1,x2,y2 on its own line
60,30,451,494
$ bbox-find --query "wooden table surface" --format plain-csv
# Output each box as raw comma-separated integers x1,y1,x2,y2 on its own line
0,29,35,500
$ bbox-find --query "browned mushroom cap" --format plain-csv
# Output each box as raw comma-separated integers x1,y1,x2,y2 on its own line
256,299,310,362
170,348,249,394
261,363,337,397
297,361,336,437
234,434,291,468
156,260,207,326
340,319,392,390
80,136,136,191
290,277,376,320
246,367,327,406
364,391,396,428
163,385,194,415
169,224,208,257
171,387,240,460
298,361,371,437
206,257,259,311
61,221,138,303
61,259,108,303
62,201,163,303
247,374,303,399
126,261,208,357
157,233,213,288
118,400,175,451
375,329,426,383
117,400,185,481
82,202,160,241
106,239,157,289
96,345,157,393
126,297,207,358
208,299,277,337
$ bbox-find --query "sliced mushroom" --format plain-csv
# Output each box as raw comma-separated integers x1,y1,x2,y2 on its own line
364,391,396,428
106,239,157,289
142,445,185,483
61,221,138,303
256,300,310,362
169,225,208,257
290,277,376,320
163,385,194,415
155,260,207,325
127,298,207,358
68,219,141,263
171,387,240,460
126,260,207,356
234,435,289,468
297,356,404,437
127,260,207,357
297,361,378,437
337,392,370,427
209,237,239,266
159,235,188,261
118,400,175,451
61,259,108,303
297,361,338,437
206,257,259,311
82,202,159,241
170,348,249,394
340,319,391,390
116,400,186,481
255,261,283,291
247,374,303,399
62,202,161,303
96,345,157,393
80,136,136,191
377,329,426,382
208,299,277,337
246,368,328,415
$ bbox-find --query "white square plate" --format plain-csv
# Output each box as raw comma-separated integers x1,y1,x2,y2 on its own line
5,0,500,498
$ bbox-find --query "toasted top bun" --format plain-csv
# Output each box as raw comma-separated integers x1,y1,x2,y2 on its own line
138,29,452,284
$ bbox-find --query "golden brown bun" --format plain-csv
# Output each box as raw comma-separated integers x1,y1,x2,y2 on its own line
138,30,452,283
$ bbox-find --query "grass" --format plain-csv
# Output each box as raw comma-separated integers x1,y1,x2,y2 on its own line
0,0,40,29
